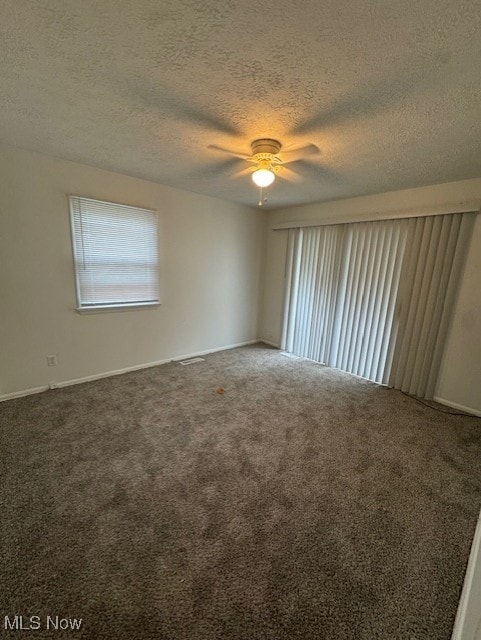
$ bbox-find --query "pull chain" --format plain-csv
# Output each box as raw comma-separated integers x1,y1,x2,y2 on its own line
258,187,268,207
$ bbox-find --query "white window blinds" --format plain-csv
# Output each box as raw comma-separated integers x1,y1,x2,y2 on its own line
282,220,408,384
281,225,344,365
281,213,475,399
388,213,475,398
70,196,159,309
328,219,408,383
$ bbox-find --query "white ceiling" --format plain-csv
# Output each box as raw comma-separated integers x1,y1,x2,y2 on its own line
2,0,481,209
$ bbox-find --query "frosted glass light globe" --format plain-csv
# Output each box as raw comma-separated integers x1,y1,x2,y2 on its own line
252,168,275,187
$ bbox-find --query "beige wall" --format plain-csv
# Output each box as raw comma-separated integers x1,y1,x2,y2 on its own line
259,179,481,415
0,145,267,397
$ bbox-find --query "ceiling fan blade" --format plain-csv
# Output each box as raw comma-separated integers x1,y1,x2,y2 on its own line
293,159,341,182
281,143,320,163
232,165,256,179
207,144,250,160
187,157,241,180
277,166,303,183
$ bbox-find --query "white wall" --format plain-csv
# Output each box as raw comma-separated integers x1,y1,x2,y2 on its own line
0,145,267,397
259,178,481,415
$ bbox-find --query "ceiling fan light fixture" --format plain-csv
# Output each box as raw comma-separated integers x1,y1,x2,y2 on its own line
252,168,275,187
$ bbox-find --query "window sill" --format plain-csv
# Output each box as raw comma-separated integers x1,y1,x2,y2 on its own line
76,302,160,314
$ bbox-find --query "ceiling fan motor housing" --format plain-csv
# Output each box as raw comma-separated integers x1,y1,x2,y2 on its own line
251,138,282,156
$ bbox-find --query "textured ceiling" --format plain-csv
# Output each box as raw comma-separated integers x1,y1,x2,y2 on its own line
2,0,481,209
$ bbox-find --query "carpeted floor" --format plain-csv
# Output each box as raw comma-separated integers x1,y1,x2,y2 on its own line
1,343,481,639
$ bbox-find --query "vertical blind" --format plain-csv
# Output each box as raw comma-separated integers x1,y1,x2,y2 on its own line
329,220,409,383
388,213,475,398
281,212,475,399
70,196,159,308
281,224,344,364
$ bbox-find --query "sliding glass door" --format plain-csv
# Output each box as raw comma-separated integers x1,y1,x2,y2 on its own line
281,213,475,399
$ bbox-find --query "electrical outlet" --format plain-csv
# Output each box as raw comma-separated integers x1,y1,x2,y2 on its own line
47,355,57,367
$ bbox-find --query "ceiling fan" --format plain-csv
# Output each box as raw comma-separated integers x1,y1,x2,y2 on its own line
208,138,320,205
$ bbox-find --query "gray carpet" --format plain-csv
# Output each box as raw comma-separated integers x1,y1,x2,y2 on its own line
1,344,481,639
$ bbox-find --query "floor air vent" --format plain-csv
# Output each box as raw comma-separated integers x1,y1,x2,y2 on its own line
179,357,205,365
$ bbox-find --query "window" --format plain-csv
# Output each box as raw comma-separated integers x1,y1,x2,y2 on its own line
69,196,159,311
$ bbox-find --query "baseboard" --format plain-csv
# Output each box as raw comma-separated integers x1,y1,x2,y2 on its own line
53,357,173,389
0,385,50,402
451,509,481,639
259,339,280,348
433,396,481,418
0,340,261,401
170,339,260,362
